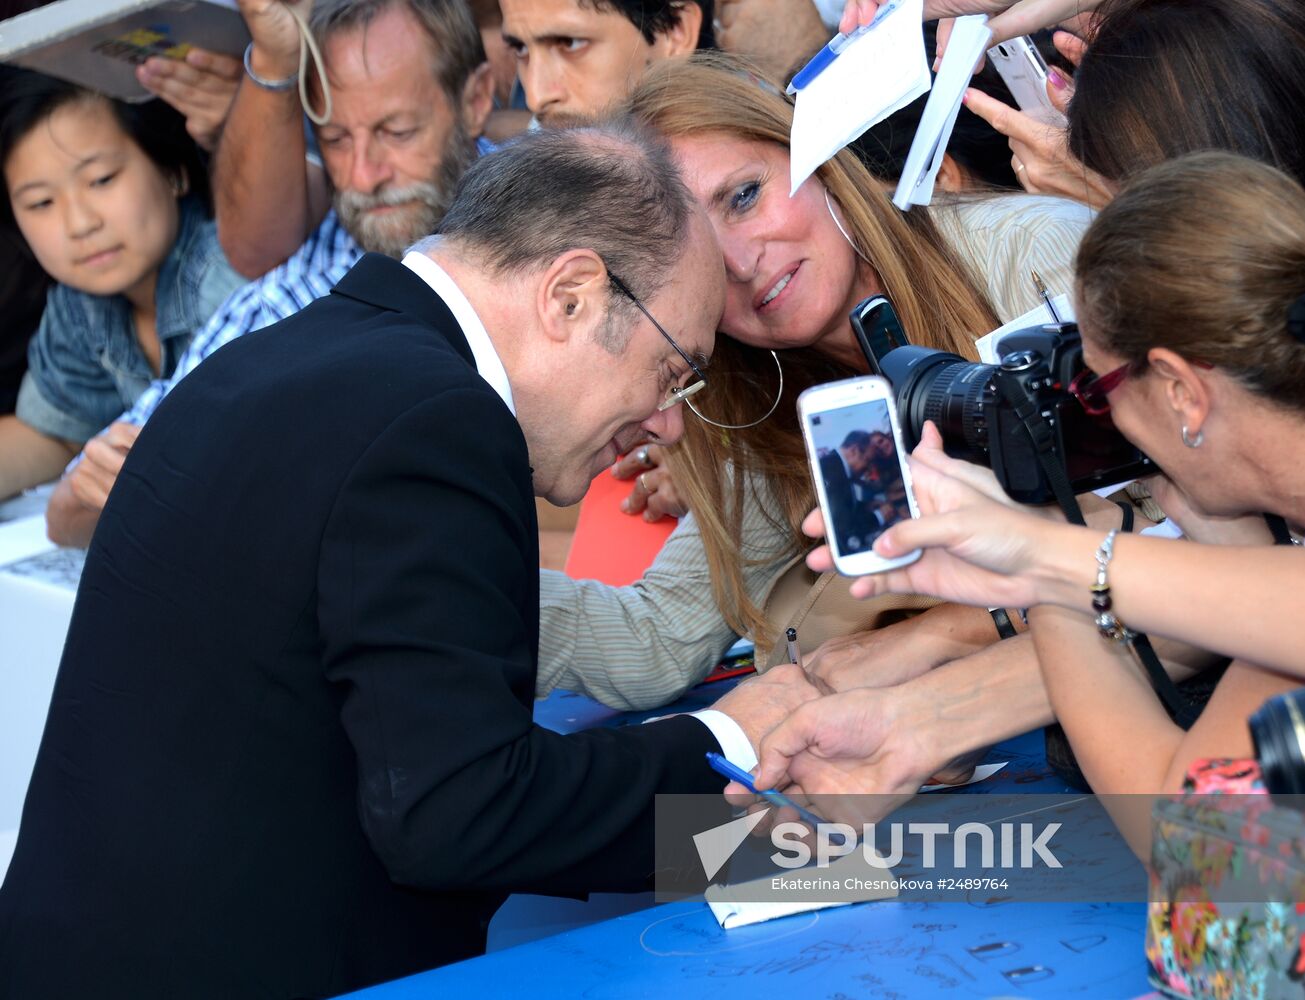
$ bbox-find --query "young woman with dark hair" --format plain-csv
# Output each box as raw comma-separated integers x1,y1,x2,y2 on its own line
0,71,243,500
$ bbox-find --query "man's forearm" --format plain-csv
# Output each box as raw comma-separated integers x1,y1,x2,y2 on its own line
213,53,312,278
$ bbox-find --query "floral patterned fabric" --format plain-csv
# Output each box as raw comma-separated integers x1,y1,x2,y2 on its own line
1146,758,1305,1000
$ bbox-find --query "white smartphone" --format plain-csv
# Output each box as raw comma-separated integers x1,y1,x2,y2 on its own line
797,376,922,577
986,36,1067,129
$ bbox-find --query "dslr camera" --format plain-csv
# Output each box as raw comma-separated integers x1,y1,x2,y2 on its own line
851,296,1155,505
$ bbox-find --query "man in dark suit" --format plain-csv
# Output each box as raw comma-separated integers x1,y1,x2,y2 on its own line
820,430,877,553
0,125,818,998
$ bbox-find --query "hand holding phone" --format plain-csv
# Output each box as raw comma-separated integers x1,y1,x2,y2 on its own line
986,36,1067,128
798,375,922,576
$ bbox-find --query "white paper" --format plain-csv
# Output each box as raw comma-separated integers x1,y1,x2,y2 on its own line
919,760,1007,792
708,894,855,929
707,847,898,929
0,515,56,571
892,15,992,210
789,0,929,195
975,294,1075,364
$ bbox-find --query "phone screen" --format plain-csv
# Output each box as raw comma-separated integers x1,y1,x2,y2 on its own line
807,397,911,560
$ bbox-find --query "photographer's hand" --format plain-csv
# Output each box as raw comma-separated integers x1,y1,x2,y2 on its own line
805,422,1067,609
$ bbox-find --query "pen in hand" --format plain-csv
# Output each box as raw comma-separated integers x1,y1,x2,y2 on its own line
705,752,847,845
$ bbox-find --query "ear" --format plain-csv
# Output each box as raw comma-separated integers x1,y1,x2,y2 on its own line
460,63,496,139
1147,347,1212,436
935,154,969,194
537,248,609,345
655,1,702,57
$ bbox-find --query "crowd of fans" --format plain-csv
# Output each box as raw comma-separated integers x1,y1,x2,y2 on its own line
1,0,1304,992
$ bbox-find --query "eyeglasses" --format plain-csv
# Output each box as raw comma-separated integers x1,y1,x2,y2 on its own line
607,272,708,411
1070,357,1215,415
1069,361,1134,416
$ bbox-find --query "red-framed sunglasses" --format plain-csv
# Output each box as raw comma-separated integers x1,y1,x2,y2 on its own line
1070,358,1214,416
1068,362,1134,415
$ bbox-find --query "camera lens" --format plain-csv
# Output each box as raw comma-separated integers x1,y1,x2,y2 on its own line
917,361,995,452
877,345,995,460
1250,689,1305,797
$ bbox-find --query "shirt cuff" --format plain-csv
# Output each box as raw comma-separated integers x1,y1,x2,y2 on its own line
692,709,757,771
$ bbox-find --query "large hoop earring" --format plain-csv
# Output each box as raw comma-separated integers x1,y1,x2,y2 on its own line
825,187,873,268
686,350,784,430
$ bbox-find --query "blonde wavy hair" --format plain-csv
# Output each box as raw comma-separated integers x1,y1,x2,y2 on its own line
622,52,999,647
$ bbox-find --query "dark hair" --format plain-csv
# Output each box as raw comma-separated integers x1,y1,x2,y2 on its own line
1076,152,1305,413
309,0,486,106
1067,0,1305,186
0,67,210,235
434,120,692,309
851,22,1019,189
841,430,871,450
582,0,715,50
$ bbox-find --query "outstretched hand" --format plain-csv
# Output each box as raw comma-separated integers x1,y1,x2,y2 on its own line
804,423,1057,610
839,0,1104,45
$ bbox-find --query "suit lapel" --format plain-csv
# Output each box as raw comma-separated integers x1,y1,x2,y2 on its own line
330,253,477,369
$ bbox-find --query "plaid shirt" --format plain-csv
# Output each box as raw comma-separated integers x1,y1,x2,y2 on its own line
119,210,361,428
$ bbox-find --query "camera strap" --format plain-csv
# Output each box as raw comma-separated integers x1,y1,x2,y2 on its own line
996,376,1202,728
994,376,1085,525
1265,513,1298,546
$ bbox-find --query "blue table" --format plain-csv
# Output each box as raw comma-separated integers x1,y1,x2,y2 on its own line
341,680,1153,998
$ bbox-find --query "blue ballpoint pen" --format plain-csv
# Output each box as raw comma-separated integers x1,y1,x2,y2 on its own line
786,0,903,95
705,752,849,844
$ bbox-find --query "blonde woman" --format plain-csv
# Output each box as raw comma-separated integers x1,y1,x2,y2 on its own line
538,53,1091,712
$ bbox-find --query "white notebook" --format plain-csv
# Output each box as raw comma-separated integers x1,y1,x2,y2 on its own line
0,0,248,102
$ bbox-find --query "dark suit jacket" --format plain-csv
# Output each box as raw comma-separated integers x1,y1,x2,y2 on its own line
0,254,724,999
819,449,871,553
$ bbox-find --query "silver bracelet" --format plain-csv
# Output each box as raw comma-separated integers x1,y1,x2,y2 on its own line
243,42,298,92
1091,529,1135,643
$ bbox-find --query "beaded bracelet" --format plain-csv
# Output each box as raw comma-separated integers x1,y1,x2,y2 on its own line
1091,529,1135,642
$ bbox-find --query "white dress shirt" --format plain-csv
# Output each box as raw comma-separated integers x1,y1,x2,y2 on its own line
401,251,515,415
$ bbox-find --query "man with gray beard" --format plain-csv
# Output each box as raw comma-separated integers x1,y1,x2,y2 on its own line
44,0,498,545
216,0,498,275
